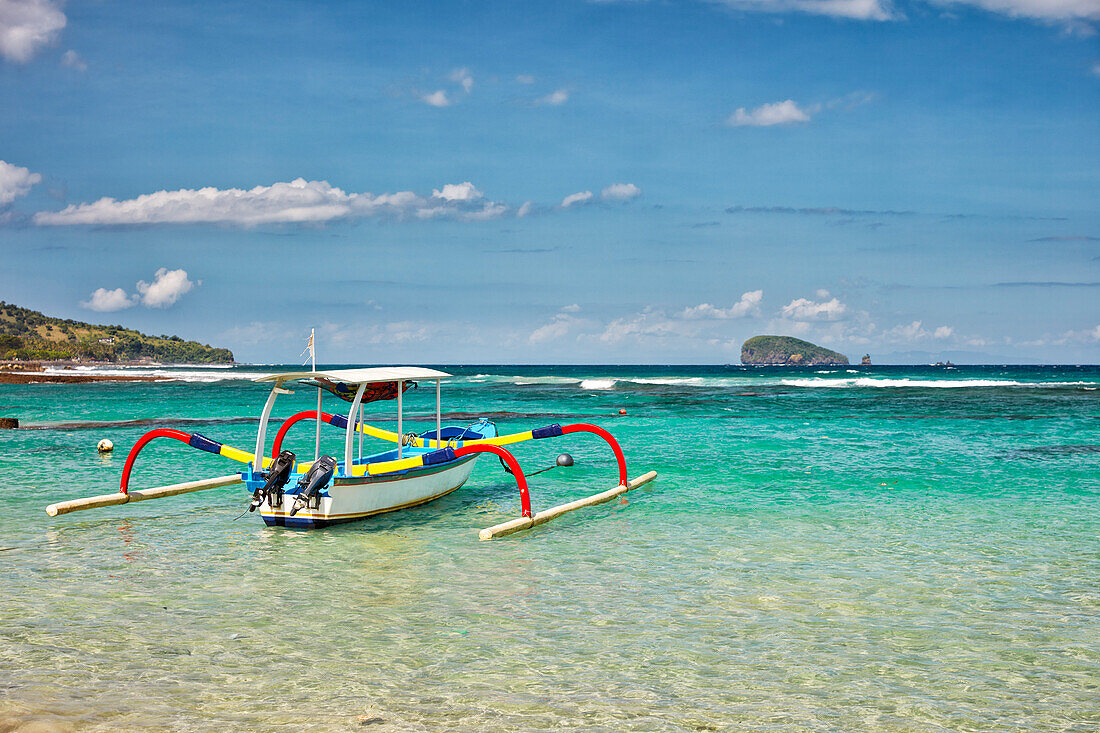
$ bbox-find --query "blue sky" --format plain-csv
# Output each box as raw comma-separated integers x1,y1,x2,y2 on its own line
0,0,1097,363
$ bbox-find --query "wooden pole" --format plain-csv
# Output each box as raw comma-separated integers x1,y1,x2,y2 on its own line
45,474,243,517
478,470,657,541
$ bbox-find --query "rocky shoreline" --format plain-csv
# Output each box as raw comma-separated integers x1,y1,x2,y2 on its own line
0,372,166,384
0,361,167,383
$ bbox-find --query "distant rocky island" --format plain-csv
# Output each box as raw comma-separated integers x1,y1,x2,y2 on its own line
741,335,849,366
0,301,233,364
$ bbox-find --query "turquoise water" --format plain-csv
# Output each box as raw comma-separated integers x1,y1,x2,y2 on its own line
1,364,1098,731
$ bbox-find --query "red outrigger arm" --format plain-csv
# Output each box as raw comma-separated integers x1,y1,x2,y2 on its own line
471,424,626,518
452,443,531,517
119,429,191,494
118,428,257,494
560,423,628,487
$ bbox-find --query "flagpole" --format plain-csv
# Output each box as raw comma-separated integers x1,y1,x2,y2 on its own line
312,328,320,461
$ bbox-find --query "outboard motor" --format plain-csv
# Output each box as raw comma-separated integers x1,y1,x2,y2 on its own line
250,450,296,512
290,455,337,516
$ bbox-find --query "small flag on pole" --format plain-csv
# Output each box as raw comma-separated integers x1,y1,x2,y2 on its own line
301,328,316,370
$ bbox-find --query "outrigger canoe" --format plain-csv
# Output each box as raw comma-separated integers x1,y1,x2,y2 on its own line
45,367,657,539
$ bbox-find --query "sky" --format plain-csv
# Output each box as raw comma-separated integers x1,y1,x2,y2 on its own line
0,0,1097,364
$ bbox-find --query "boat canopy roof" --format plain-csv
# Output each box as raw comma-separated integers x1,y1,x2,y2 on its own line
255,367,451,385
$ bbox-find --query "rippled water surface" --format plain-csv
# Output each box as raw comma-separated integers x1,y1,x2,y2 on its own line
2,364,1098,731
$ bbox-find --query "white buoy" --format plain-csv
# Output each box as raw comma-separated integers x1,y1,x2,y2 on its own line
96,438,114,453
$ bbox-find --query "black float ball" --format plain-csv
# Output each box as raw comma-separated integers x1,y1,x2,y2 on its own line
556,453,574,467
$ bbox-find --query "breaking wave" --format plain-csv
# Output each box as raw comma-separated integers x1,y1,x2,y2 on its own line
781,378,1099,389
580,379,617,390
39,365,272,383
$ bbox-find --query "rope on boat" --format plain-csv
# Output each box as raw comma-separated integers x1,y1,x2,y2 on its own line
271,411,572,457
355,423,627,485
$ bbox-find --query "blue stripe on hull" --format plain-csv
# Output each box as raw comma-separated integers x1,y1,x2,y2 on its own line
260,479,468,530
261,513,357,529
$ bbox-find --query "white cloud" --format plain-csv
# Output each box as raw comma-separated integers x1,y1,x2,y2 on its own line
0,0,65,63
934,0,1099,22
521,298,985,355
136,268,195,308
710,0,1100,24
33,177,513,226
421,90,451,107
81,287,136,312
882,320,929,341
708,0,893,20
458,201,508,221
727,92,874,128
879,320,958,342
59,48,84,70
448,67,473,93
1092,62,1100,76
538,89,569,105
432,181,482,202
780,295,848,321
601,182,642,201
933,325,955,339
598,310,682,344
529,315,574,344
680,290,763,319
820,90,877,111
728,99,811,127
516,74,535,84
516,201,534,217
320,319,446,347
561,190,593,208
1001,324,1100,349
0,159,41,204
81,269,197,313
530,305,589,344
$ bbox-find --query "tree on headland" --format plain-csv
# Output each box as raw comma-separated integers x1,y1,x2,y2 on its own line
0,301,234,364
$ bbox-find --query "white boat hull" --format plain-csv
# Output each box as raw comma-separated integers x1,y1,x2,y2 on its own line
259,455,479,529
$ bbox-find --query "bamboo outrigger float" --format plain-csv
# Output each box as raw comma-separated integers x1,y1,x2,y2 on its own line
45,367,657,539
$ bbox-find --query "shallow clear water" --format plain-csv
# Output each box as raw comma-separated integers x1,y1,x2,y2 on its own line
2,365,1098,731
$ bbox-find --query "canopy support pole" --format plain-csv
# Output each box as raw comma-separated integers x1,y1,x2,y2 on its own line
397,381,404,459
436,379,441,448
253,386,281,475
314,388,321,461
344,382,368,474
